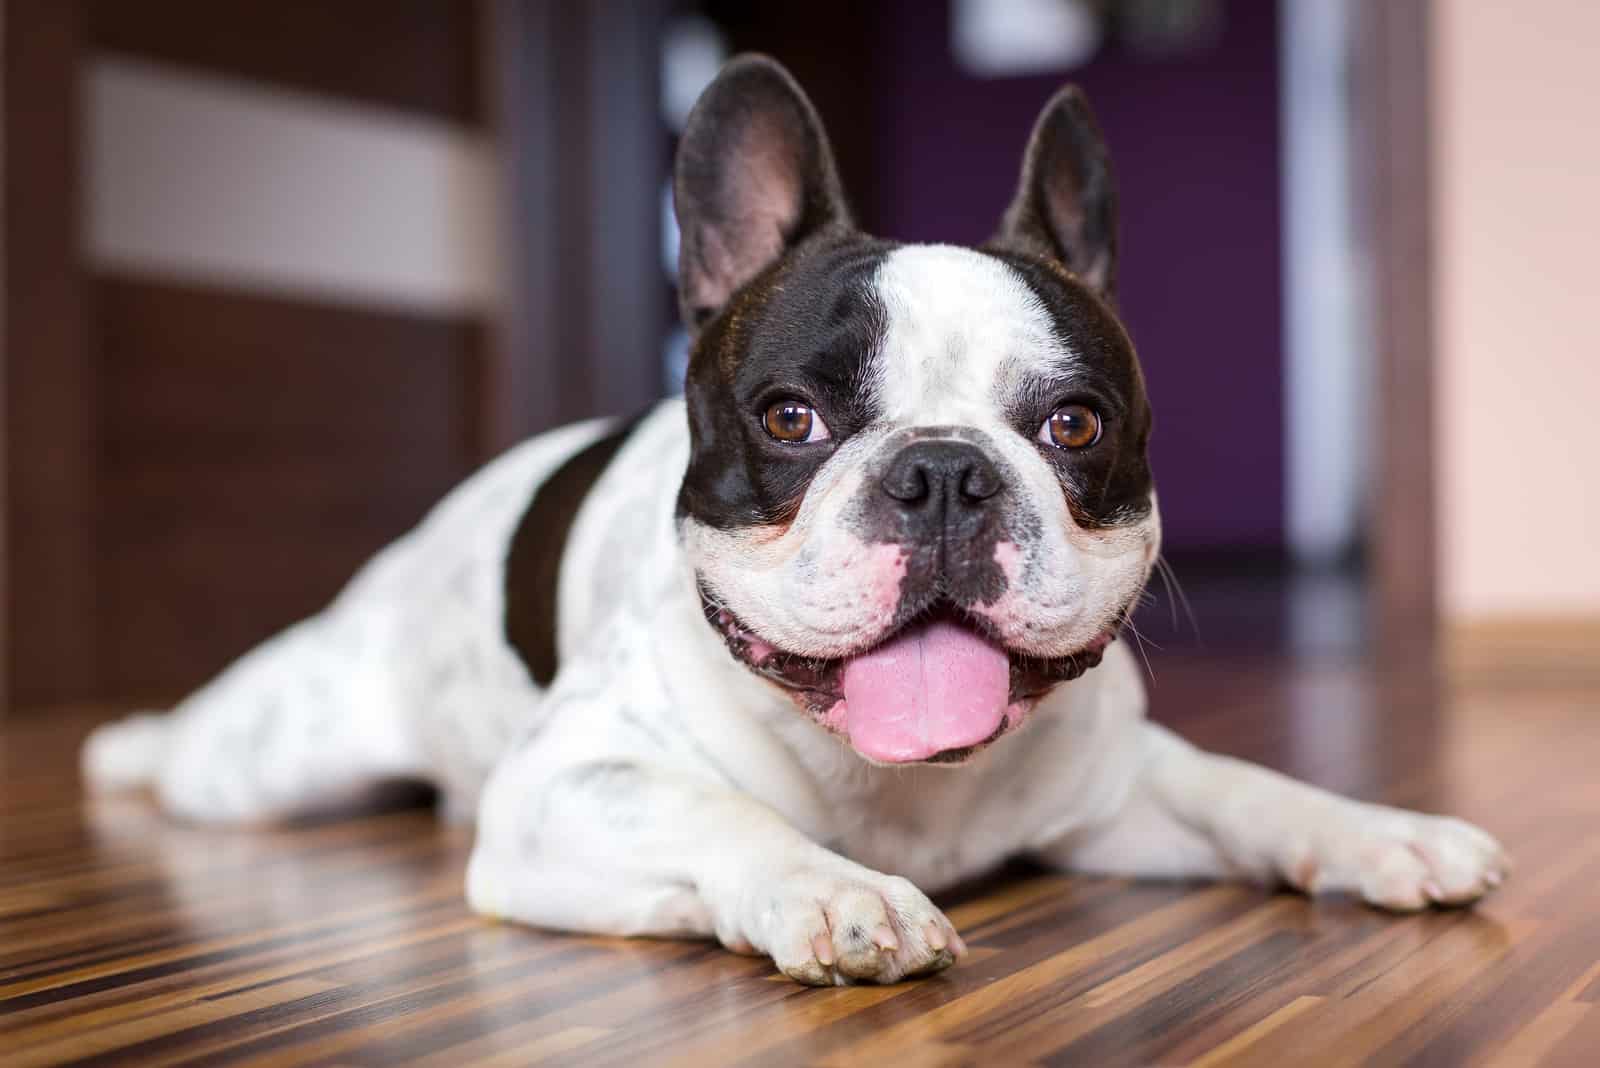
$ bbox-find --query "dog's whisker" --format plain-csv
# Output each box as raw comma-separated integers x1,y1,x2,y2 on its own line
1113,602,1159,685
1155,555,1200,644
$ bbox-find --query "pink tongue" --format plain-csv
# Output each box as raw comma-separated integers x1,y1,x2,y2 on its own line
839,619,1011,763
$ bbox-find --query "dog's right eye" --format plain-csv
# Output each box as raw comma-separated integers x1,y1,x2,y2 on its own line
763,401,830,444
1040,404,1102,449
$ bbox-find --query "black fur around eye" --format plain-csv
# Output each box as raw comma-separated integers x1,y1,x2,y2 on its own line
1040,404,1101,449
763,401,830,444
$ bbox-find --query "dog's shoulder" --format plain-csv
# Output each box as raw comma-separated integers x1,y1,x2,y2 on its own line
508,401,691,684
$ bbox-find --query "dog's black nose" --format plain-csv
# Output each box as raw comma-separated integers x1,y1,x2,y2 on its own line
880,440,1003,515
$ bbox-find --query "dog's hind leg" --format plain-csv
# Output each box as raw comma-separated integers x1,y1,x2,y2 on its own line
83,610,425,824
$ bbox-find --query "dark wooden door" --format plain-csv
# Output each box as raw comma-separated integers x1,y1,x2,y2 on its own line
3,0,667,709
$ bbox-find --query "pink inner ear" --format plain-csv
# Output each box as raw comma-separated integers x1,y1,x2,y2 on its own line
686,116,805,315
690,210,787,315
1040,147,1110,290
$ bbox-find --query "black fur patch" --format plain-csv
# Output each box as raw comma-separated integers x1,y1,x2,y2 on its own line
676,233,896,530
504,424,632,686
981,249,1154,530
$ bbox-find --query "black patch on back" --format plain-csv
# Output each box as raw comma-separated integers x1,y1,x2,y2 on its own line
504,424,632,686
677,233,897,530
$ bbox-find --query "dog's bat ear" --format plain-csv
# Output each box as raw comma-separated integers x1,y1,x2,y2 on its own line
673,54,853,334
991,86,1118,299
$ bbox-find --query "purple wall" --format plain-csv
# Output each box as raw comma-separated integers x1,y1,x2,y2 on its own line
868,0,1284,551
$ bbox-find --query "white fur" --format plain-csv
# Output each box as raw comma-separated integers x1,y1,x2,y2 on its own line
81,713,170,793
871,244,1070,426
82,246,1507,987
873,246,1160,653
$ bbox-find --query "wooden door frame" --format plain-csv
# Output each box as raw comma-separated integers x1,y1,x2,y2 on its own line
3,0,95,709
1353,0,1437,665
482,0,667,451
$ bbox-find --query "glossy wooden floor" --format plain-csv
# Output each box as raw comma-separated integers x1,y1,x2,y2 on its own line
3,652,1598,1067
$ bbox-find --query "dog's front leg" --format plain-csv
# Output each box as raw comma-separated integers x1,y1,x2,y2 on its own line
1045,724,1509,910
466,757,964,985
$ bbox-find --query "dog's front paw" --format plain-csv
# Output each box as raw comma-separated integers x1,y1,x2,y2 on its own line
742,868,966,986
1294,807,1510,911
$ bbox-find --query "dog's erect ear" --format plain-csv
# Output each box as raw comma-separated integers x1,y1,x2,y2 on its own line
992,86,1118,298
674,54,852,332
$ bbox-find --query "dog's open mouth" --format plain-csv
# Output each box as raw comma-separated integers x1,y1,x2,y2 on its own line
703,594,1115,765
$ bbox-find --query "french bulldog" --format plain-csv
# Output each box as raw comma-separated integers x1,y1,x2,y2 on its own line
84,56,1507,986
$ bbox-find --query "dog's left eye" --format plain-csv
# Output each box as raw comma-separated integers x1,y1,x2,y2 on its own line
763,401,830,443
1039,404,1102,449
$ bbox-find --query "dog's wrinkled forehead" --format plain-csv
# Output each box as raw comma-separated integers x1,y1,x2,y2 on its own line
734,240,1147,435
870,244,1082,424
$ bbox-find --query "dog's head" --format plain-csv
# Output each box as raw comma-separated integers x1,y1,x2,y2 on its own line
674,56,1158,765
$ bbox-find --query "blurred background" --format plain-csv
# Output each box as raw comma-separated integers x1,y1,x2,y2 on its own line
2,0,1596,711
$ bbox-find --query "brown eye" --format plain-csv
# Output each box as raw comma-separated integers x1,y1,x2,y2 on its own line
763,401,829,443
1041,404,1101,449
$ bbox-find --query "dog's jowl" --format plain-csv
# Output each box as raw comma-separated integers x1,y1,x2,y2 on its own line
84,56,1507,986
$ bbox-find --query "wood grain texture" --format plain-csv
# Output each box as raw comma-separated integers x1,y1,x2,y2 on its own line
86,0,482,125
1446,618,1600,686
1356,0,1440,667
3,0,96,707
91,275,486,702
2,652,1596,1066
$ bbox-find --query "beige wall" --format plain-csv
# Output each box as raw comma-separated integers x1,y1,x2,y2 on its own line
1434,0,1600,621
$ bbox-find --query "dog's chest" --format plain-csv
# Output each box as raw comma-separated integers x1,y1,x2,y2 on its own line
813,760,1046,891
